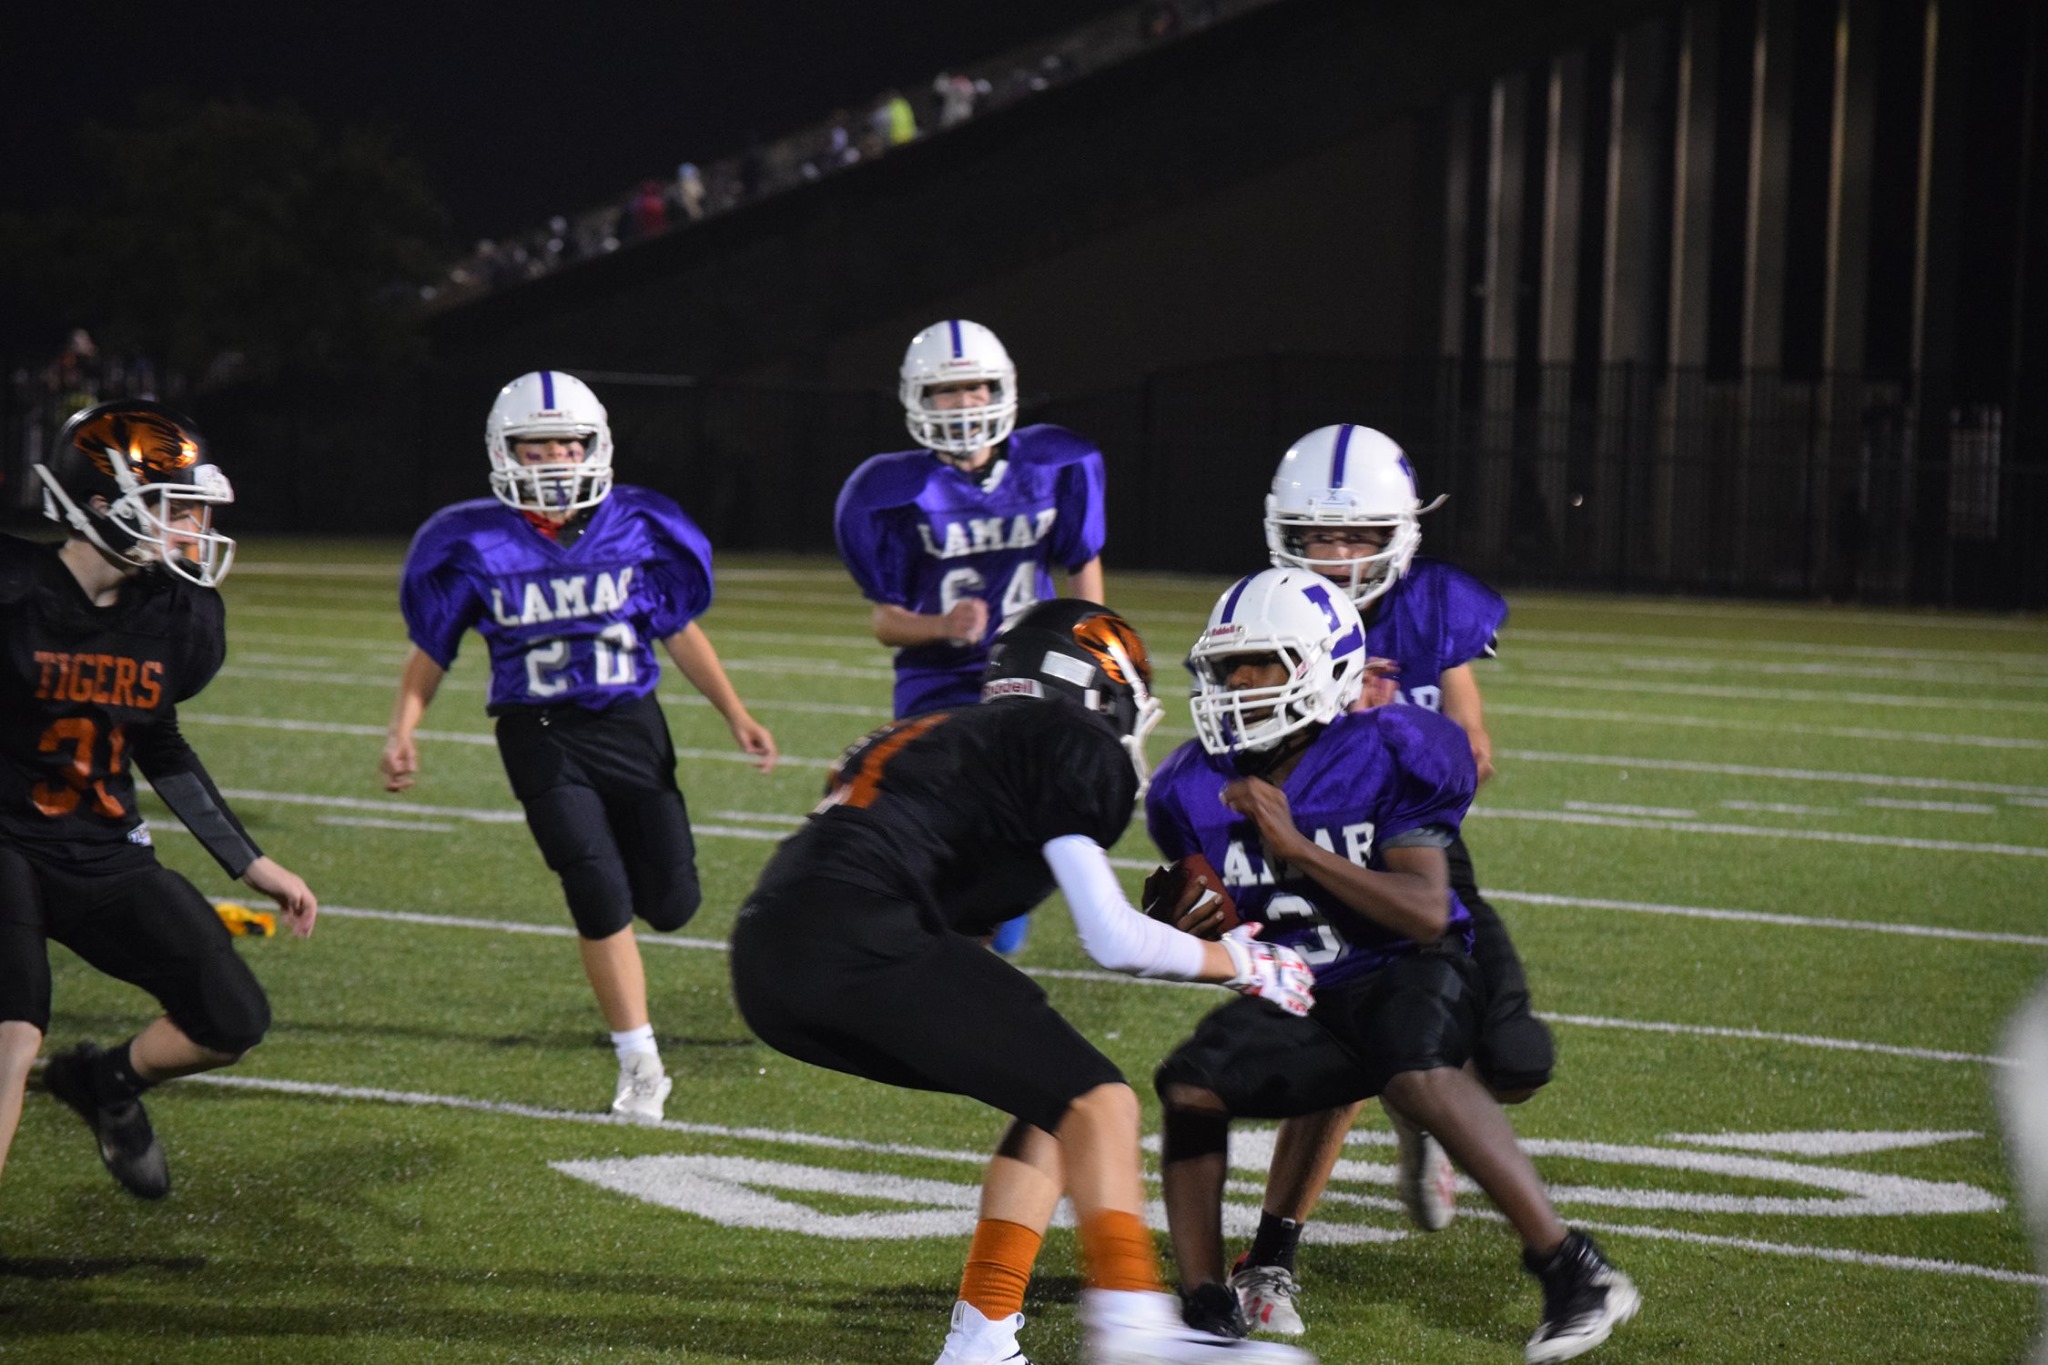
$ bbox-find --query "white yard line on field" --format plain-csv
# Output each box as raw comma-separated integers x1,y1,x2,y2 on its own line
1469,804,2048,856
1497,671,2048,713
1499,747,2048,796
289,903,2025,1067
1490,703,2048,749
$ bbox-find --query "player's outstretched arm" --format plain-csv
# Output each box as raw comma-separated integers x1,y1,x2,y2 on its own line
1041,835,1313,1015
242,855,319,938
663,622,778,773
381,647,447,792
1440,662,1495,784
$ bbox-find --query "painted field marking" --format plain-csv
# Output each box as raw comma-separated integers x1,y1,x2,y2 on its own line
1497,671,2048,714
1721,800,1842,816
1507,647,2048,687
170,1071,2039,1285
1860,797,1998,815
288,903,2027,1067
315,815,456,833
1563,801,1696,819
1484,889,2048,948
1499,748,2048,797
1470,804,2048,857
1491,704,2047,750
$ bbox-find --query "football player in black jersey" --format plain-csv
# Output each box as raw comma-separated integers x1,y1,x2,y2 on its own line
730,601,1316,1365
0,401,317,1200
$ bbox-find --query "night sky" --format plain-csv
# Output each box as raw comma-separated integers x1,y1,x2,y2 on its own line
8,0,1138,242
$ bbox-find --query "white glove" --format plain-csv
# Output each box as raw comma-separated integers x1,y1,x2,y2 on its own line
1220,927,1315,1018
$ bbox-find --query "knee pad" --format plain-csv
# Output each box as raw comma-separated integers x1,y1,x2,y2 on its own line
635,872,701,934
173,947,272,1055
559,857,635,940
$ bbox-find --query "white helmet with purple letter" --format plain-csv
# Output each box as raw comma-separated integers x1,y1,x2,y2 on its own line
1265,424,1437,608
485,370,615,514
899,319,1019,456
1188,567,1368,755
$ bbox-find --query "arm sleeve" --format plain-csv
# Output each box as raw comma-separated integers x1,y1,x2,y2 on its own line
637,494,716,639
1043,834,1207,979
1438,565,1509,667
1373,709,1479,843
1048,447,1108,574
398,514,485,669
833,464,916,606
130,711,262,878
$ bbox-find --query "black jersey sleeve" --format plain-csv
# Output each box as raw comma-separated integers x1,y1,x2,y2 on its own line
172,587,230,700
1027,712,1139,850
131,710,262,878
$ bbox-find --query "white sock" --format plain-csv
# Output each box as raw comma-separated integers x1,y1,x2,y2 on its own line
610,1025,657,1064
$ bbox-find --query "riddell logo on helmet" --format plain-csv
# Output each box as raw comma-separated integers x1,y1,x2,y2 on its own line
981,678,1043,699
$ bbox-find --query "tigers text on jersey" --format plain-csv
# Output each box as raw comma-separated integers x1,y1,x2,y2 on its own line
399,487,713,712
754,699,1137,936
0,535,225,869
1363,558,1506,711
1145,707,1477,988
833,425,1107,714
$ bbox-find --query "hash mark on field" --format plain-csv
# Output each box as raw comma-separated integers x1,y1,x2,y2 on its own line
1488,889,2048,947
1564,801,1696,818
1721,800,1841,816
1860,797,1997,815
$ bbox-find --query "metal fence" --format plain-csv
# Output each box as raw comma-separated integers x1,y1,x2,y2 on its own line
6,354,2039,609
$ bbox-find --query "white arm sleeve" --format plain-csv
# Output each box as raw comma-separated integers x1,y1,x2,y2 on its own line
1042,834,1208,981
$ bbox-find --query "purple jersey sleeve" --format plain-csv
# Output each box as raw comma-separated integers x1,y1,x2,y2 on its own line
1363,706,1478,843
627,488,715,639
1367,559,1507,711
399,502,491,669
1143,742,1208,862
834,451,932,607
1024,426,1107,572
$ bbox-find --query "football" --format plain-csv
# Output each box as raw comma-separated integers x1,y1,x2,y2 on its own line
1141,852,1240,939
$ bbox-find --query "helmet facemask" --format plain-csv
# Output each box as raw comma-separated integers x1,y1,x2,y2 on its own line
1187,570,1367,757
485,371,616,515
1266,512,1422,609
899,320,1020,457
36,402,238,588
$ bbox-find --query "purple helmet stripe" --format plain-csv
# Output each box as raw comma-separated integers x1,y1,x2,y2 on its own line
540,370,556,408
1329,424,1355,487
1399,453,1417,488
1219,574,1253,623
948,320,964,357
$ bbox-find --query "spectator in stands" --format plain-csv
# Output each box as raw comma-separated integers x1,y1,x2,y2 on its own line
1141,1,1184,41
934,72,979,128
877,89,918,145
675,163,706,221
630,180,669,240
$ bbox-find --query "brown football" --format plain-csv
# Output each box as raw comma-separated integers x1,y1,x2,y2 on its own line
1141,852,1241,939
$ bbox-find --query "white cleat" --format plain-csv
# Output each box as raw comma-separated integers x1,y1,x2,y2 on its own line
934,1300,1030,1364
1229,1264,1305,1337
1081,1288,1316,1363
1387,1103,1456,1231
611,1051,672,1124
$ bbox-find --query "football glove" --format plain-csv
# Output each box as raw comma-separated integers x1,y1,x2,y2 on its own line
1220,927,1315,1017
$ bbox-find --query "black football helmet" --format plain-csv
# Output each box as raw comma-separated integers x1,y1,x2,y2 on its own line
36,400,236,586
982,600,1165,787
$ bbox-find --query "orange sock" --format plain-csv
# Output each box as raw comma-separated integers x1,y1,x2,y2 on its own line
958,1218,1043,1319
1077,1209,1163,1294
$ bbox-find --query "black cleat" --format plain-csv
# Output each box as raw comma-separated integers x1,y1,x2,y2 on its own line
42,1042,170,1200
1180,1280,1250,1340
1523,1229,1641,1362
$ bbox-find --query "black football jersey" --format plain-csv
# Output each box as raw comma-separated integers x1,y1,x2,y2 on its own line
0,534,227,870
754,698,1139,935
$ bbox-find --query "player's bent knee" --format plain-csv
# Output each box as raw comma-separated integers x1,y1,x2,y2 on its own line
177,951,272,1055
636,877,701,933
561,859,635,939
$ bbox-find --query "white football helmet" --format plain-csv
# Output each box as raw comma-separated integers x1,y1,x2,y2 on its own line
486,370,615,514
1188,567,1368,756
899,319,1018,456
1266,424,1437,608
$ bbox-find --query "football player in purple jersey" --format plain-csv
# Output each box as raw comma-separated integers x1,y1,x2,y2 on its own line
834,319,1108,958
380,371,775,1124
1148,569,1638,1363
1219,424,1557,1337
1,402,318,1200
731,601,1315,1365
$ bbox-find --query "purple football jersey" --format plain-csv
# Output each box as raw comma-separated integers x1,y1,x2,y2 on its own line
834,424,1107,716
1145,707,1477,988
1364,558,1507,713
399,487,713,711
